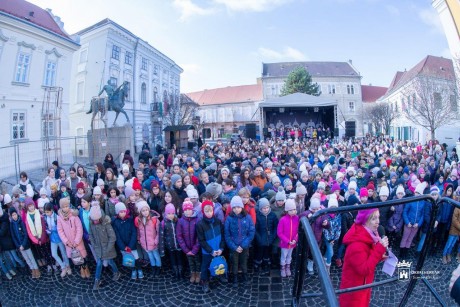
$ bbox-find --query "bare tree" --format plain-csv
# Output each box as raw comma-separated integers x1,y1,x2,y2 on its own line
162,94,198,127
401,73,457,140
368,102,399,135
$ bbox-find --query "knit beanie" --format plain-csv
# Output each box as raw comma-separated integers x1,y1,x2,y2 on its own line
137,201,149,212
359,188,369,198
355,208,378,225
366,182,375,192
328,197,338,208
310,197,321,210
336,172,344,181
171,174,182,187
396,185,405,195
97,179,104,186
276,186,286,201
317,181,326,190
117,179,125,188
3,194,12,205
301,170,309,179
93,186,102,195
283,178,293,187
271,176,281,185
25,197,35,208
90,205,102,221
39,187,47,195
82,193,92,203
206,182,222,199
348,181,357,190
150,180,160,190
430,186,440,194
115,202,127,214
284,198,296,211
201,200,214,215
165,203,176,215
125,186,134,199
186,188,199,199
230,196,244,209
258,198,270,211
415,181,427,195
182,199,194,211
132,178,142,191
331,182,340,193
296,182,307,195
379,186,390,197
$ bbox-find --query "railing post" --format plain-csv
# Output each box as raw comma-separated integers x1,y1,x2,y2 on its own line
292,219,308,307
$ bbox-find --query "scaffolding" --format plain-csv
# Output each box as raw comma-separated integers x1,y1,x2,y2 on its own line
41,86,63,170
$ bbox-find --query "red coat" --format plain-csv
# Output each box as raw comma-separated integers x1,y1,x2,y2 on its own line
339,223,385,307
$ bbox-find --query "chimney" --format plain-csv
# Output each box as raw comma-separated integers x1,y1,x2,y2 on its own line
348,59,352,65
29,11,34,17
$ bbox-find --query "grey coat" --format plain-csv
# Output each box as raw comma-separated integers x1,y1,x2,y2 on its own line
89,215,117,260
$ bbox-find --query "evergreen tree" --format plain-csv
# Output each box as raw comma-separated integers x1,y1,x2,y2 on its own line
280,66,321,96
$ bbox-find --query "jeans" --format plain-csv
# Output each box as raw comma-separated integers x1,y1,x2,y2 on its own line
417,232,427,252
323,238,334,265
280,248,293,265
95,258,118,280
146,249,161,267
4,250,25,268
20,248,38,270
337,243,346,260
231,248,249,275
200,254,213,282
0,252,13,274
51,242,69,268
443,235,458,256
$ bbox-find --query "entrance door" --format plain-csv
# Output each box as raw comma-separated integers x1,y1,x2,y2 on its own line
345,121,356,137
169,131,175,147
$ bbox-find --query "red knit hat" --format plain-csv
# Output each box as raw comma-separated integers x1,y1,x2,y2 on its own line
201,200,214,215
132,178,142,191
76,182,85,190
366,182,375,191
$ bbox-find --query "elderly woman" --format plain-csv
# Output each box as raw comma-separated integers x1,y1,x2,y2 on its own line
339,208,388,307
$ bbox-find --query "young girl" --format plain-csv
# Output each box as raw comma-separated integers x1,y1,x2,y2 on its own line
417,186,439,253
89,204,120,290
386,185,405,249
254,198,278,275
224,196,255,287
435,184,455,253
148,180,163,213
9,207,40,278
112,202,144,279
160,203,183,279
58,196,90,279
237,188,256,225
74,182,86,209
0,206,18,280
322,197,341,275
295,182,307,213
105,187,122,218
277,198,299,278
135,201,161,276
44,202,70,278
92,186,105,209
176,199,200,284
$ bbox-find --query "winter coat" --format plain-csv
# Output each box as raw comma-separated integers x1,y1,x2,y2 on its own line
339,211,354,243
24,210,49,245
160,218,181,254
437,200,454,228
386,205,404,233
44,212,62,244
196,216,225,255
277,214,300,249
421,201,433,233
449,208,460,236
89,215,117,260
135,211,160,251
403,200,425,226
10,216,31,250
299,209,329,244
57,209,87,258
0,212,16,251
112,216,137,251
105,198,119,219
224,212,255,251
176,213,200,255
148,194,162,213
78,208,91,242
339,223,386,307
255,210,278,246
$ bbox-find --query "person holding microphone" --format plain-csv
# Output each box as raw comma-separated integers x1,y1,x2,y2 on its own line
339,208,389,307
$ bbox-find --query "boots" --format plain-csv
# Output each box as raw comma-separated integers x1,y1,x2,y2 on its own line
31,269,37,279
232,275,238,288
307,260,314,275
442,255,448,264
93,279,101,290
285,264,292,277
61,267,68,278
80,267,86,278
178,266,184,278
194,272,201,284
35,268,41,279
325,263,331,276
112,271,121,281
202,281,210,293
447,254,452,263
241,273,248,285
335,258,342,268
190,272,196,283
280,264,286,278
85,266,91,278
137,269,144,279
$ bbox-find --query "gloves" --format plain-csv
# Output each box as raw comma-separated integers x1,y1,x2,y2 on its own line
125,247,132,253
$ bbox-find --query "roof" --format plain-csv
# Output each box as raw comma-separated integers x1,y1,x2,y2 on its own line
262,61,360,78
163,125,194,132
258,92,337,108
361,85,388,103
385,55,455,96
0,0,69,39
186,84,263,106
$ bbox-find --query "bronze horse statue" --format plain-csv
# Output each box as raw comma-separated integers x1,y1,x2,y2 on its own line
87,81,130,130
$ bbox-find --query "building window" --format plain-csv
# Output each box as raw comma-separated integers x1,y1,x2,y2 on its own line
76,127,84,144
141,82,147,104
125,51,133,65
433,92,442,109
12,111,26,140
348,101,355,112
328,84,336,94
141,57,148,70
271,86,275,95
79,49,87,64
125,81,131,102
110,77,117,87
77,81,85,103
347,84,354,95
44,61,57,86
42,120,54,137
154,65,158,75
15,53,30,83
112,45,120,60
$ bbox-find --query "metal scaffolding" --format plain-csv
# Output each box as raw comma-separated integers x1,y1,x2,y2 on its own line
41,86,63,170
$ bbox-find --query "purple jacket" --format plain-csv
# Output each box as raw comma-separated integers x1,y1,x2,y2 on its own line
299,209,329,244
176,213,200,255
386,204,404,233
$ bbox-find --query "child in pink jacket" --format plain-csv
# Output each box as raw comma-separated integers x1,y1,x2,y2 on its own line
276,198,299,278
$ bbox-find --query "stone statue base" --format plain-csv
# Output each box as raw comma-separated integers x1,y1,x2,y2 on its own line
87,125,133,165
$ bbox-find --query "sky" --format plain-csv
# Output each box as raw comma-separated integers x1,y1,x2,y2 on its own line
28,0,451,93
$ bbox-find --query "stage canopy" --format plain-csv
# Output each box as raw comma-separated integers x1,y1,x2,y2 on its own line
258,92,337,108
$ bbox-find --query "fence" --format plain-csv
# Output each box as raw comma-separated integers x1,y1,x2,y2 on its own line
291,195,458,307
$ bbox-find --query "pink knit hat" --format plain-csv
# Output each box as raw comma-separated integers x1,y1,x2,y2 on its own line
355,208,378,225
331,182,341,193
359,188,369,198
165,203,176,215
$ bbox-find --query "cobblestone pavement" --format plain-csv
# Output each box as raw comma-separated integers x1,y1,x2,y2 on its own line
0,248,456,307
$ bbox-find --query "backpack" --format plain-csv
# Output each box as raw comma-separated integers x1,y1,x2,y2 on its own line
122,252,136,268
323,214,342,242
209,256,228,277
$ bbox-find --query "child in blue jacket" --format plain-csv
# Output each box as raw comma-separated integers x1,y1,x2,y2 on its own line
254,198,278,275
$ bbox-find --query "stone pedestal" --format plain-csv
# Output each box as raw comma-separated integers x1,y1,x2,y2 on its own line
88,125,133,165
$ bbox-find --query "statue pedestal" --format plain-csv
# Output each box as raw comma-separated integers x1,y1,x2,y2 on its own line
87,125,133,165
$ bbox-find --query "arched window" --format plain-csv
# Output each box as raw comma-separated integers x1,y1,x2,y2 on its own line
141,82,147,104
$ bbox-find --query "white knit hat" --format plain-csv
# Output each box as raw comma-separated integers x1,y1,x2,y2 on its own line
348,181,357,190
396,185,405,195
310,198,321,210
284,198,296,211
415,182,427,195
93,186,102,195
328,197,338,208
379,186,390,197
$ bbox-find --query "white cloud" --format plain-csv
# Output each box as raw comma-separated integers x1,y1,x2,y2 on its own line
418,8,444,34
172,0,216,21
385,5,400,16
213,0,292,12
257,46,307,61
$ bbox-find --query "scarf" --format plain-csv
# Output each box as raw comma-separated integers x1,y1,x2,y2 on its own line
110,197,120,205
60,208,71,220
363,225,380,244
26,209,43,238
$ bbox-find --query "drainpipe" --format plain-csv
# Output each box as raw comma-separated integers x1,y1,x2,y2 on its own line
133,38,139,153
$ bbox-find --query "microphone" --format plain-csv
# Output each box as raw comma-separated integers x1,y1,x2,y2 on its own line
377,225,389,255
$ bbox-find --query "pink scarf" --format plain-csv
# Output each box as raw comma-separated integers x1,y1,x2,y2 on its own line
363,225,380,244
110,197,120,205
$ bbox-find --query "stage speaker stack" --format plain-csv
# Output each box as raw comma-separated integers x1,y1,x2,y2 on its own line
246,123,257,139
263,127,269,138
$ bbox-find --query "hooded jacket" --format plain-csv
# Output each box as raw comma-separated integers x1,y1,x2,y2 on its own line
57,209,87,258
224,211,255,251
134,210,160,251
277,214,299,249
89,213,117,260
176,211,200,255
196,216,225,255
255,210,278,246
0,212,16,251
160,217,181,254
386,204,404,233
112,216,137,251
10,216,30,250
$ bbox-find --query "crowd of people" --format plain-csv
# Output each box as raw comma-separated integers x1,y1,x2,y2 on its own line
1,135,460,304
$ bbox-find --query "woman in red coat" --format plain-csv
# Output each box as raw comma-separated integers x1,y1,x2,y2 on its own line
339,208,388,307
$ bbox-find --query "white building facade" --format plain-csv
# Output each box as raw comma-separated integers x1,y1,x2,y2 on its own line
69,19,183,154
0,1,79,177
261,61,365,137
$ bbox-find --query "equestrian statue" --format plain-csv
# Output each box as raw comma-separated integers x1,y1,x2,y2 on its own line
86,80,130,130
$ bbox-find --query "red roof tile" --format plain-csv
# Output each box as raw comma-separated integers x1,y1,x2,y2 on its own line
0,0,69,39
186,84,263,106
361,85,388,103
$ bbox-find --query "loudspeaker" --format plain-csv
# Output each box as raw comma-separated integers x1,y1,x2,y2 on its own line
263,128,269,138
246,123,257,139
334,128,339,137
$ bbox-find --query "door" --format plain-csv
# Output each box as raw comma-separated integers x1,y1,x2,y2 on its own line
345,121,356,137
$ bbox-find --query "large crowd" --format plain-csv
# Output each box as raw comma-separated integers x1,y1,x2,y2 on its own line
1,135,460,303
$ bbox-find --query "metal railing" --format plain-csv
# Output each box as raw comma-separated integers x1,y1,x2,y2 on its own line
291,195,458,307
